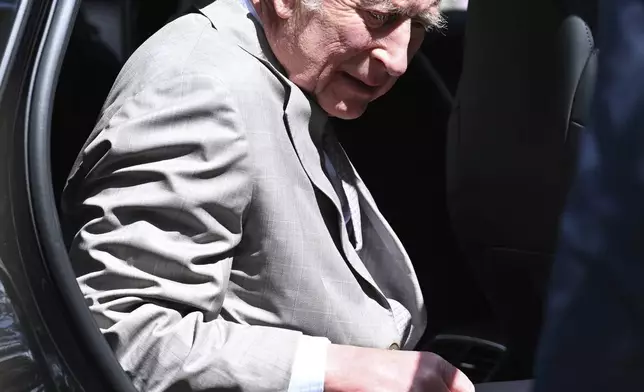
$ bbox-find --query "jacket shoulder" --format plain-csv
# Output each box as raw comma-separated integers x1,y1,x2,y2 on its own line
106,12,268,108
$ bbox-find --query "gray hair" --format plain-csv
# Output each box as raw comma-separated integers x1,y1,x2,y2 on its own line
300,0,322,10
300,0,446,31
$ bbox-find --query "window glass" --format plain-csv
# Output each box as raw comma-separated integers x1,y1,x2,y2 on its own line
0,0,25,97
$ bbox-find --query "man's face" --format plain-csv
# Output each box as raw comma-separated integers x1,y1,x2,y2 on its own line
271,0,441,119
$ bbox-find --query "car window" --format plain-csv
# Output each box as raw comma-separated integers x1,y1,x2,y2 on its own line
0,0,27,98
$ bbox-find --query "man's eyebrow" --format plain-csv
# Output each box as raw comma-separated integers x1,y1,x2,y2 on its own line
360,0,402,12
416,7,445,30
359,0,445,30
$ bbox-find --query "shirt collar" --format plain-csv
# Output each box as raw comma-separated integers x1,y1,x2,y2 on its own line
241,0,261,24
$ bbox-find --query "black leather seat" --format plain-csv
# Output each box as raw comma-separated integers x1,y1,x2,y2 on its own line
51,8,122,206
51,0,184,206
446,0,598,379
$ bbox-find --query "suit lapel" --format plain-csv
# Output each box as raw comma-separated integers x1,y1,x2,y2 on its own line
283,93,386,297
196,0,385,298
354,166,427,334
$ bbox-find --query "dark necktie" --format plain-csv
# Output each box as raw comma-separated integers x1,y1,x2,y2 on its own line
322,133,363,251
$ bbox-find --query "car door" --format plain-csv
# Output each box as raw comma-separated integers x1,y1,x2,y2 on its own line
0,0,137,391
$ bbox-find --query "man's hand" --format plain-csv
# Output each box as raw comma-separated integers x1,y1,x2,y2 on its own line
324,344,475,392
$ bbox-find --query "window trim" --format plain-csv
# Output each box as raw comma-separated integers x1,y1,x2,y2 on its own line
0,0,32,99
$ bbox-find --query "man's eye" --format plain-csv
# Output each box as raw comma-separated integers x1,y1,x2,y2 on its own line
366,11,396,28
411,18,429,31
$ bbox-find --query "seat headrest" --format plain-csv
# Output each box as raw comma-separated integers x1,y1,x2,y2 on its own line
560,0,598,32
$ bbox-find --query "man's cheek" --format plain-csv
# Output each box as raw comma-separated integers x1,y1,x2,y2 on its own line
339,30,374,52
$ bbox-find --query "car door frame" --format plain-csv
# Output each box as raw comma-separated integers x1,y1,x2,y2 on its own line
0,0,137,391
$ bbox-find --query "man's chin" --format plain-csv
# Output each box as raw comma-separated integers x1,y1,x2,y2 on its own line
321,99,369,120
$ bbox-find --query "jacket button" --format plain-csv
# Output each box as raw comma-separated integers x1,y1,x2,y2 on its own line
389,343,400,350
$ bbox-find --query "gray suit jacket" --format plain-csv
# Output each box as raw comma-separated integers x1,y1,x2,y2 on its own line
62,0,426,390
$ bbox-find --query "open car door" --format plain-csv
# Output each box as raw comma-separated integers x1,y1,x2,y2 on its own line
0,0,137,390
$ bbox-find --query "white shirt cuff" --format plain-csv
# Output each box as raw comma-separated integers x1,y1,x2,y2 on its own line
287,335,331,392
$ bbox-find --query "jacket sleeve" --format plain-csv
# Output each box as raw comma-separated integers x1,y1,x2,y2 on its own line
64,72,303,392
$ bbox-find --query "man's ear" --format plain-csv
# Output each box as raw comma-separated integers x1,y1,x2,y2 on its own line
272,0,296,19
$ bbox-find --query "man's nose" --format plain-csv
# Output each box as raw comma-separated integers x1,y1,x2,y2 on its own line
371,20,412,77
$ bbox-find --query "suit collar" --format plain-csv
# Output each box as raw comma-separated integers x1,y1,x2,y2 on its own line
195,0,332,210
196,0,281,71
241,0,261,23
195,0,327,146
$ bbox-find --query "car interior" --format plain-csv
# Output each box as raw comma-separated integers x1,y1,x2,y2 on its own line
46,0,598,388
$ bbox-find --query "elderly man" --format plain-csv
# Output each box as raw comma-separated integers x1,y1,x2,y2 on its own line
62,0,474,390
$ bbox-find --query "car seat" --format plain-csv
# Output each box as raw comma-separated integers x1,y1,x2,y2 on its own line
445,0,598,379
